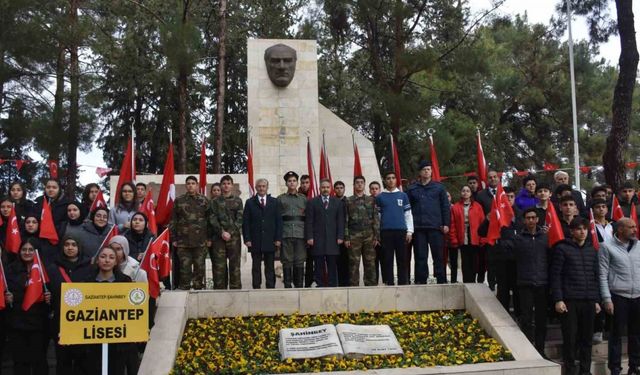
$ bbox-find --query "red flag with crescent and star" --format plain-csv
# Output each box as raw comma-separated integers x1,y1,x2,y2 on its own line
5,206,21,253
156,144,175,226
141,229,170,298
139,189,158,235
22,251,49,311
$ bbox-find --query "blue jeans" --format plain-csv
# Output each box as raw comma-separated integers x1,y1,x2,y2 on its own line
413,228,445,284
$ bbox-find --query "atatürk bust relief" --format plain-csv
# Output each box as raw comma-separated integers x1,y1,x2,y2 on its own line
264,44,297,88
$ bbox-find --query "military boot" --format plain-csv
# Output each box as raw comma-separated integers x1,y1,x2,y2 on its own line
283,267,293,288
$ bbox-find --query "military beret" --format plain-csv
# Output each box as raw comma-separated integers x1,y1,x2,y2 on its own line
283,171,299,181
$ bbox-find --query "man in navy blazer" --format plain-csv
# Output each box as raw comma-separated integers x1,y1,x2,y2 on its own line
242,178,283,289
305,179,345,287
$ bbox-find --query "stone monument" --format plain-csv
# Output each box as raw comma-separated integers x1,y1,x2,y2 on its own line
248,39,380,194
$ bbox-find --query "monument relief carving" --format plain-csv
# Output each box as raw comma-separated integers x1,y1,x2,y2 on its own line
264,43,297,87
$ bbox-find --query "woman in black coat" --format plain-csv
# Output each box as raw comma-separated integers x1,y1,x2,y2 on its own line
47,234,93,375
8,181,35,222
81,183,101,217
34,178,70,226
123,212,154,262
5,238,52,375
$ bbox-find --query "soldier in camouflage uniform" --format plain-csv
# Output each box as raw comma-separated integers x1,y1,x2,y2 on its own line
345,175,380,286
210,175,243,289
277,171,307,288
170,176,214,290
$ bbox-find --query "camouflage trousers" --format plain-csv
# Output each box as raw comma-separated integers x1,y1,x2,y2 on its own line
348,231,377,287
210,236,242,290
177,246,207,290
281,238,306,269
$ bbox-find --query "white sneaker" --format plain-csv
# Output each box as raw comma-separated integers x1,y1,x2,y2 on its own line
592,331,603,343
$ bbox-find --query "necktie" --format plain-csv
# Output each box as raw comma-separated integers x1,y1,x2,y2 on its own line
323,198,329,209
491,188,496,196
260,197,265,207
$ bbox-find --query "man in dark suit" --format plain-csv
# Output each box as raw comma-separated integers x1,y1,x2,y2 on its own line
242,178,283,289
305,179,345,287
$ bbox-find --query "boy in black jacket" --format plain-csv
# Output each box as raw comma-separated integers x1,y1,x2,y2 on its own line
551,217,601,375
507,207,549,355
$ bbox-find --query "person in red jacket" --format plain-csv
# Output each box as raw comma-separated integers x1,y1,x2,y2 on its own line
449,185,485,283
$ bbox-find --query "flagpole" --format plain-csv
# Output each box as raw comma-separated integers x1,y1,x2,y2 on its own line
102,343,109,375
133,240,153,281
94,224,116,259
566,0,581,191
131,124,136,184
34,250,49,293
0,260,12,308
169,127,173,144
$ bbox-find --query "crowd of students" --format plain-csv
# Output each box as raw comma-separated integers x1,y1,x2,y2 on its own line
1,163,639,375
0,179,151,374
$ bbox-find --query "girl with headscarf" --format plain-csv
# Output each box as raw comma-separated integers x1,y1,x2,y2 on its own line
8,181,34,221
4,239,52,375
34,178,70,226
20,214,57,266
76,207,114,259
123,212,154,262
46,235,93,374
81,183,101,217
56,201,86,240
109,182,138,232
108,235,147,283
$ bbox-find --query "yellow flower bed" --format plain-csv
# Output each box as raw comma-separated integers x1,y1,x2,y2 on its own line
172,310,512,374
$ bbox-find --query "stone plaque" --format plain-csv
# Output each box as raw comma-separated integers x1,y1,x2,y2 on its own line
279,324,343,359
336,324,404,358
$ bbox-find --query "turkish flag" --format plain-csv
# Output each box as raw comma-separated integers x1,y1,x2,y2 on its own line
22,251,49,311
589,209,600,251
391,135,403,191
611,195,624,222
89,190,107,213
353,141,363,179
486,184,514,245
476,130,487,189
199,140,207,196
306,138,319,199
115,138,136,204
0,262,7,310
631,204,639,229
543,162,559,171
157,230,171,279
429,135,441,182
156,143,176,226
5,206,21,253
139,189,158,235
319,136,334,195
39,197,59,245
141,229,170,298
247,137,255,197
47,160,59,179
546,203,564,247
95,225,119,258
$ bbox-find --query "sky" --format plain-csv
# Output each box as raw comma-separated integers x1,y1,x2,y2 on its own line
69,0,638,185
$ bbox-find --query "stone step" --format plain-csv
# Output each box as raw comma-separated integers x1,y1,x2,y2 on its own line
548,355,629,375
545,338,628,359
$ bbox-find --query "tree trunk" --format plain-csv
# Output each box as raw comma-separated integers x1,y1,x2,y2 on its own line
52,43,66,160
66,0,80,198
213,0,227,174
603,0,639,191
177,69,188,174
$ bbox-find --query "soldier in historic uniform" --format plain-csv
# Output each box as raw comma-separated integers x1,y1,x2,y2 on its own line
210,175,243,289
277,171,307,288
170,176,214,290
345,175,380,286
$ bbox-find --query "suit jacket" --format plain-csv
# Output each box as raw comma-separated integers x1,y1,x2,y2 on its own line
242,195,283,253
305,196,345,256
475,188,495,215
